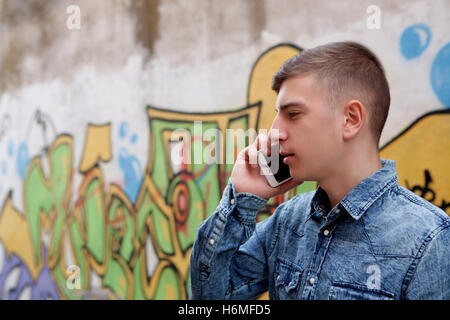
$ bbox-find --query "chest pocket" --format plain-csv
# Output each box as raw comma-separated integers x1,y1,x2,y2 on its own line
273,259,303,300
328,282,395,300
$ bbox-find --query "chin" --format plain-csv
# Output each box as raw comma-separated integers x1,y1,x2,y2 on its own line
290,168,311,182
289,170,303,181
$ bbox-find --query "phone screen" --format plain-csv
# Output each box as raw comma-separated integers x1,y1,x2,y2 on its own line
268,154,291,183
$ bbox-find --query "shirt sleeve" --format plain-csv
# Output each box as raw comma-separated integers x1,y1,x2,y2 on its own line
403,223,450,299
189,177,272,299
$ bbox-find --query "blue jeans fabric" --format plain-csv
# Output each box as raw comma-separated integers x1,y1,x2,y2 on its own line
189,159,450,299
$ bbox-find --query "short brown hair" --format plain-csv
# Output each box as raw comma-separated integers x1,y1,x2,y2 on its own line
272,41,390,145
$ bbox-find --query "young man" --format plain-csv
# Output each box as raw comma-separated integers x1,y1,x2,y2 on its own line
189,42,449,300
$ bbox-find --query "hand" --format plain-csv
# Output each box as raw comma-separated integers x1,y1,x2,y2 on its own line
230,133,303,199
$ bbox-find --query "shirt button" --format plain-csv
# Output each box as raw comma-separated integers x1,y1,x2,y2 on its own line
276,275,280,281
309,277,315,285
209,238,215,245
323,229,330,236
230,198,235,205
335,208,341,214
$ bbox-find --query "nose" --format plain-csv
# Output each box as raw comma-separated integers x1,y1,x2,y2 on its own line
269,116,288,144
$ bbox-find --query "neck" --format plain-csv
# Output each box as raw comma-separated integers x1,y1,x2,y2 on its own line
318,144,382,210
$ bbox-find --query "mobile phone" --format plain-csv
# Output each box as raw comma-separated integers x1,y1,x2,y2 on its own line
258,143,292,188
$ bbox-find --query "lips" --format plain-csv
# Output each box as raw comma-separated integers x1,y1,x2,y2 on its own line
280,152,295,164
280,152,295,157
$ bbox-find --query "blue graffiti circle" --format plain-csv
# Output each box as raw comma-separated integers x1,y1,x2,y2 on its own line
119,147,143,203
431,42,450,108
400,24,431,59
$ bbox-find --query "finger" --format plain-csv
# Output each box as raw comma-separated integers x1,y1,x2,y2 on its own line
236,148,247,165
257,134,270,156
268,128,282,146
247,144,259,168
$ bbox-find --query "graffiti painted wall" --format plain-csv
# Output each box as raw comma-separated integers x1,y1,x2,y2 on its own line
0,0,448,299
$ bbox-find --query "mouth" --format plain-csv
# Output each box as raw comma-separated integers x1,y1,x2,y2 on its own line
280,152,295,157
280,152,295,164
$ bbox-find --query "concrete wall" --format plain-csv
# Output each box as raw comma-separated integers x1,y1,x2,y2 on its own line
0,0,448,299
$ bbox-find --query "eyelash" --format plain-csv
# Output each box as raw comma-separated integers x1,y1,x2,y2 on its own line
275,109,301,118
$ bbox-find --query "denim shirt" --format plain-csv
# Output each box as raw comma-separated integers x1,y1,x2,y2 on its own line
189,159,450,300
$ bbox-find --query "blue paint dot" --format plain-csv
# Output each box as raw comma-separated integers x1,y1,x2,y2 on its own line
130,133,138,145
8,140,13,157
400,24,431,59
119,147,143,203
1,161,6,175
17,142,29,179
431,42,450,108
119,121,128,139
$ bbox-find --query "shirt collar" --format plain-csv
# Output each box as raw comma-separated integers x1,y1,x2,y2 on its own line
310,159,399,221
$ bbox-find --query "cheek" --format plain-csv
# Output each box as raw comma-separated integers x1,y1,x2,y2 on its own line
321,113,341,135
312,120,341,152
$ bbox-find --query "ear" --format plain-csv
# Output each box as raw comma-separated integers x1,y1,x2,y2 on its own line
342,100,366,140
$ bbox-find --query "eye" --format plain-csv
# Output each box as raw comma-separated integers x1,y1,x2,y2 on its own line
288,112,299,118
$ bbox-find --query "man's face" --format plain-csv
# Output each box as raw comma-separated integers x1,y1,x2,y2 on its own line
271,74,343,182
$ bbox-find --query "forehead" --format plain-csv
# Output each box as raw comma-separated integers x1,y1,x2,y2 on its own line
276,74,325,108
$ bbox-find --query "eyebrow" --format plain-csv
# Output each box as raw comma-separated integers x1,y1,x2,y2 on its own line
276,101,309,112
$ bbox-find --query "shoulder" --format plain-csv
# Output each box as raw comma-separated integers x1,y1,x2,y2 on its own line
362,184,449,257
393,185,450,252
391,185,449,227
